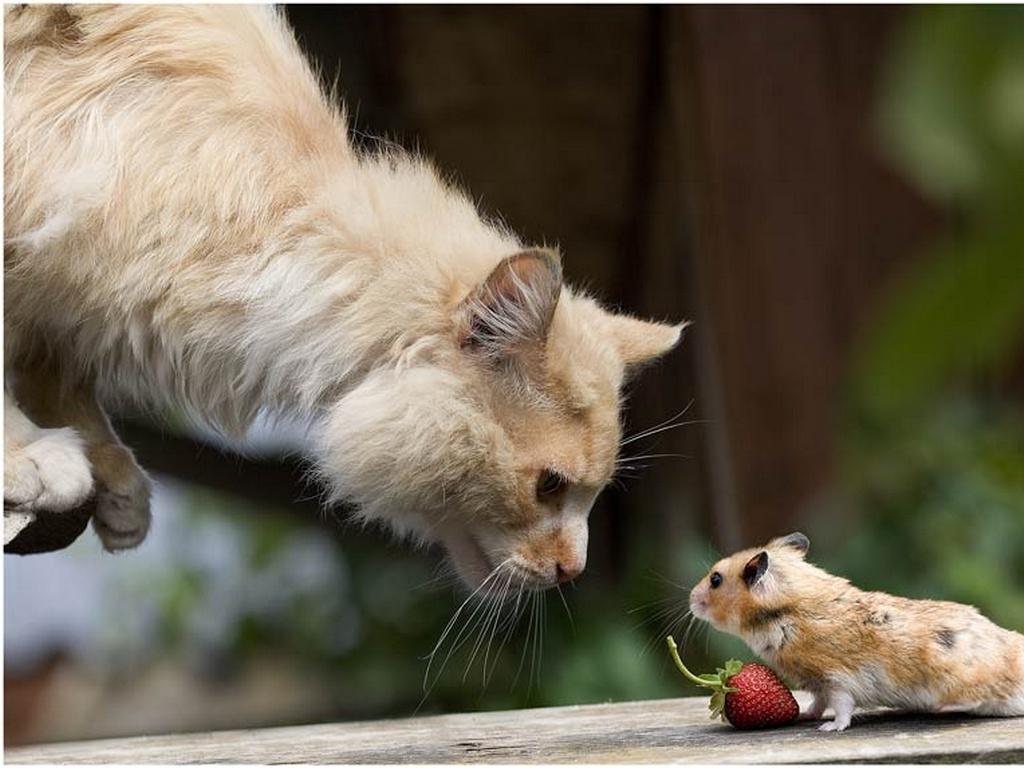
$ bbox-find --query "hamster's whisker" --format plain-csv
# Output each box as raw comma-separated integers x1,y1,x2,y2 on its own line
627,594,678,614
681,613,700,654
646,568,688,591
638,603,692,658
662,610,695,657
633,602,685,629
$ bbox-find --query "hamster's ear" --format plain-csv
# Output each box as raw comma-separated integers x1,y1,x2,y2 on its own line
605,314,688,367
774,532,810,557
458,249,562,360
743,551,769,587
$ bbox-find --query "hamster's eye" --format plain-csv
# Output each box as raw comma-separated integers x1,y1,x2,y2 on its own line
536,469,567,501
710,571,723,589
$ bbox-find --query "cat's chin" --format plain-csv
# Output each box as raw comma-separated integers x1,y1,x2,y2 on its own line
439,529,497,591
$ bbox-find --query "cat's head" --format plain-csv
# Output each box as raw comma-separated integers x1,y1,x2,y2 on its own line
319,248,682,591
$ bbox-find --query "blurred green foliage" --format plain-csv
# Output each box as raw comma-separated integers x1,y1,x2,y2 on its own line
828,4,1024,632
861,5,1024,419
820,399,1024,633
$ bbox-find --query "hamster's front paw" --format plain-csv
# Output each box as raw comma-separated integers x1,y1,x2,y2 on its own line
92,455,152,552
5,428,95,512
818,719,851,732
799,693,828,721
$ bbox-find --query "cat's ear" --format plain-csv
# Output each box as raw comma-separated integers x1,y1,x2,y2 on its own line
605,314,687,367
458,249,562,359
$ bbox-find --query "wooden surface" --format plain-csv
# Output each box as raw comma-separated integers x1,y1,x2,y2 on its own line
8,694,1024,764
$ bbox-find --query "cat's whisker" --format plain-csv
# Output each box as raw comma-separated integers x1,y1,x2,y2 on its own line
478,575,512,687
461,580,501,683
421,559,510,692
413,561,459,593
528,592,542,697
556,583,575,635
465,569,514,683
619,402,696,447
441,578,506,679
536,591,547,692
486,577,526,688
527,591,541,694
486,570,526,684
613,470,648,478
511,590,537,692
615,452,688,465
481,577,512,671
620,418,706,449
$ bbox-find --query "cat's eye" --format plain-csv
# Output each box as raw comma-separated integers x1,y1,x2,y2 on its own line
536,469,568,502
710,571,723,589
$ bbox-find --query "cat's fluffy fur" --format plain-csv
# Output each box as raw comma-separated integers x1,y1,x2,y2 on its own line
4,5,682,586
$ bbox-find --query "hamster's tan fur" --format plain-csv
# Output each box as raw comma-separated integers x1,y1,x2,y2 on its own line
690,533,1024,731
4,5,682,584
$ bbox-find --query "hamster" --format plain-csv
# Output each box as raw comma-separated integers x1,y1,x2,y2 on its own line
688,532,1024,732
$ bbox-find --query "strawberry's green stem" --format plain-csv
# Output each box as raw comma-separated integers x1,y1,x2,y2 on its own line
666,636,716,689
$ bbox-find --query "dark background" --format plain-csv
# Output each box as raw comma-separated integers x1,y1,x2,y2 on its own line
6,5,1023,745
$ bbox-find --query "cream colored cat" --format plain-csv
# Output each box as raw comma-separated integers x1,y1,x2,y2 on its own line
4,5,682,588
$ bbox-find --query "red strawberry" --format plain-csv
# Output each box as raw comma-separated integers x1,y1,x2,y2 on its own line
666,636,799,729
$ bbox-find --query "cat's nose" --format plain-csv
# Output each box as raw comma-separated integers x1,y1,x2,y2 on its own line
555,559,583,584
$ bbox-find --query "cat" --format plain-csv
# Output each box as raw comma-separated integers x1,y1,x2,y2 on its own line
4,5,683,589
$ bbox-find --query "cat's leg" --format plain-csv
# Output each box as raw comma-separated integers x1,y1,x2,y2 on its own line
13,369,151,551
4,387,95,513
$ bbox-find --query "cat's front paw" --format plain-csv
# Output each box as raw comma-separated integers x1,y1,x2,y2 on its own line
5,428,95,512
91,449,151,552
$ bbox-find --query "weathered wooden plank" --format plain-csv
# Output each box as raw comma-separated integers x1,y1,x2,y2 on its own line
8,694,1023,764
